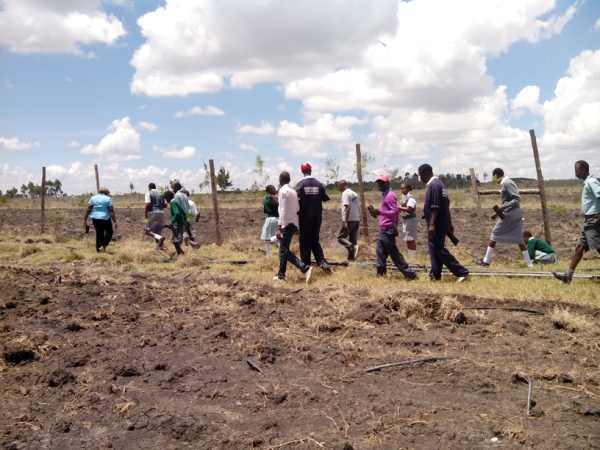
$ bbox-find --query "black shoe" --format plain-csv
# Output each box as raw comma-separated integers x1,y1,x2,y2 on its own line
403,271,417,281
319,262,332,273
476,258,490,267
552,271,572,284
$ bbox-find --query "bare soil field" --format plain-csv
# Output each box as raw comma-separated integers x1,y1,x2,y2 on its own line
1,206,600,449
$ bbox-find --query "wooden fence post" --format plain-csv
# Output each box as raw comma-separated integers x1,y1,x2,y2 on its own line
529,129,552,243
356,143,369,240
209,159,223,246
41,166,46,234
94,164,100,192
469,168,481,209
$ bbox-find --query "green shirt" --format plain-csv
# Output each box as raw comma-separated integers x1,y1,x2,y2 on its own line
581,175,600,216
170,201,187,226
263,195,279,218
527,238,554,259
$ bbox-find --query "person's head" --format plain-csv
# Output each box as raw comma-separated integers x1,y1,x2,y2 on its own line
575,160,590,180
336,179,348,192
148,182,156,191
418,164,433,184
375,175,390,192
492,168,504,184
163,190,174,203
170,179,182,193
180,189,190,197
400,182,412,195
300,162,312,176
98,187,110,195
279,171,291,187
523,230,533,241
265,185,277,195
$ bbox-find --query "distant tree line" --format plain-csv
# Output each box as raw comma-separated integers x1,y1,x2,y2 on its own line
0,179,64,199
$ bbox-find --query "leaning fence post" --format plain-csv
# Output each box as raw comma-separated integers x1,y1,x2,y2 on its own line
208,159,223,246
529,129,552,243
94,164,100,192
356,143,369,240
469,168,481,209
41,166,46,234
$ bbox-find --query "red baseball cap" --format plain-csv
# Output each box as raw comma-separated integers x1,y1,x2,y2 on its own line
376,175,390,183
300,162,312,173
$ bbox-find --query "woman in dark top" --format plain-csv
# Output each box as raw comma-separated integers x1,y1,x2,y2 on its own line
260,185,279,256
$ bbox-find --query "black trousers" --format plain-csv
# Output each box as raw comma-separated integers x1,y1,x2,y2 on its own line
278,224,307,278
92,218,113,251
376,228,410,275
338,221,359,259
428,225,469,280
299,218,325,266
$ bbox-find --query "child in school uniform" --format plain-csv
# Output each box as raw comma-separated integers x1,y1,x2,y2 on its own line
399,182,418,263
260,185,279,256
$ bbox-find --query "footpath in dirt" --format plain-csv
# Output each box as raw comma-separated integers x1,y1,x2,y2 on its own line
1,264,600,449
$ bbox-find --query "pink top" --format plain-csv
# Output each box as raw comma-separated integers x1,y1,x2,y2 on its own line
379,190,399,230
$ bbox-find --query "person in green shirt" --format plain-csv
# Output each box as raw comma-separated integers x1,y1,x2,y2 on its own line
554,160,600,283
164,190,186,256
523,231,557,264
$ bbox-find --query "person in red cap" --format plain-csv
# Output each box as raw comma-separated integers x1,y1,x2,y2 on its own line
295,162,331,271
367,175,417,280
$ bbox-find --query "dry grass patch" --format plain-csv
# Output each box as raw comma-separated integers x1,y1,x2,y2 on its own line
550,307,592,332
439,296,464,322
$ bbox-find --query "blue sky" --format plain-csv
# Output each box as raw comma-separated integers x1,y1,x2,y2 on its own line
1,0,599,193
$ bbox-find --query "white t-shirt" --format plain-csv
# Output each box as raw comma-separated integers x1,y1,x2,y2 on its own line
188,199,198,219
278,183,300,228
341,188,360,222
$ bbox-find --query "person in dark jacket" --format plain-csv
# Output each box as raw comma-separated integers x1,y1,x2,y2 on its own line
295,162,331,271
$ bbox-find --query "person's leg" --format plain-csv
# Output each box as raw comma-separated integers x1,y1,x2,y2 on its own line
172,224,185,255
480,239,496,265
348,221,359,260
337,225,353,256
385,230,415,279
311,219,328,268
375,232,387,276
427,237,441,280
92,219,102,252
298,222,311,266
554,223,590,283
435,233,469,278
104,219,113,249
278,226,294,279
535,251,557,264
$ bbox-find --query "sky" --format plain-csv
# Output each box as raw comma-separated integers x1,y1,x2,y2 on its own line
0,0,599,194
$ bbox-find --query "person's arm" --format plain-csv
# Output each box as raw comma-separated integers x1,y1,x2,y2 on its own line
195,209,201,222
276,191,286,237
399,197,416,214
321,184,330,202
84,204,93,226
144,202,151,219
109,202,117,229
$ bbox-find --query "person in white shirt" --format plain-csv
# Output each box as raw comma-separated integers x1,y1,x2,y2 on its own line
144,182,166,250
336,180,360,261
181,189,200,249
399,182,418,262
275,171,313,283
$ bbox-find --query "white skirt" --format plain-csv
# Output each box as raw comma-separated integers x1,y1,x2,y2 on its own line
260,217,279,241
402,217,418,241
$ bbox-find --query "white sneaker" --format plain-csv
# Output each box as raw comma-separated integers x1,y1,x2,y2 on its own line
273,275,285,282
304,266,313,284
456,275,469,283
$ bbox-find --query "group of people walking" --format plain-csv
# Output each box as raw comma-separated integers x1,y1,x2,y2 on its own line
84,159,599,285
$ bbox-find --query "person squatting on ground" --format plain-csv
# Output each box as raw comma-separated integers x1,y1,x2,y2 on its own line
275,171,313,283
399,182,418,263
523,230,557,264
163,190,187,256
477,168,533,268
181,189,201,248
336,180,360,261
296,162,331,272
554,160,600,284
84,187,117,253
368,176,417,280
419,164,469,282
144,182,166,250
260,185,279,256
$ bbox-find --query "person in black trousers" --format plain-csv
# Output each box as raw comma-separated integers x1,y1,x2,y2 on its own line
295,162,331,271
418,164,469,282
84,187,117,252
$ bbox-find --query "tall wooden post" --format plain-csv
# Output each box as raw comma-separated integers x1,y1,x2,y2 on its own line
356,144,369,240
94,164,100,192
41,167,46,234
469,168,481,209
208,159,223,246
529,129,552,243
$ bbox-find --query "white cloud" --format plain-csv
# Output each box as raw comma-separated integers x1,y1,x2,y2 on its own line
541,49,600,175
240,143,258,152
0,164,35,191
123,165,168,182
81,117,141,161
0,0,126,54
138,121,158,132
161,146,197,160
511,85,542,115
595,17,600,31
47,161,83,178
237,121,275,135
174,106,225,118
67,140,81,148
0,136,38,151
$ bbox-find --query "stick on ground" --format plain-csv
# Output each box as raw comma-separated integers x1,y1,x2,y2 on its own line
365,356,452,373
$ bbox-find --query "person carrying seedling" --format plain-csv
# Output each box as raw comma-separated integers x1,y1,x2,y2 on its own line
163,190,186,257
553,160,600,284
523,230,557,264
336,179,360,261
180,189,201,248
477,168,533,268
274,171,313,283
144,182,166,250
419,164,469,282
399,182,418,263
260,185,279,256
84,187,117,253
368,175,417,280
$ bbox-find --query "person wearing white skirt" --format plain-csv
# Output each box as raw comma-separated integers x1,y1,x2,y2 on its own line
399,182,418,263
260,185,279,256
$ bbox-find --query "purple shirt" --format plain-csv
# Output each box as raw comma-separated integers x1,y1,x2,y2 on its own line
378,190,399,230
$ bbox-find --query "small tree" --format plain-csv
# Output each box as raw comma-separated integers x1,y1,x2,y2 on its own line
6,187,18,198
129,182,135,194
325,158,340,185
216,167,233,191
198,162,211,192
353,152,375,180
